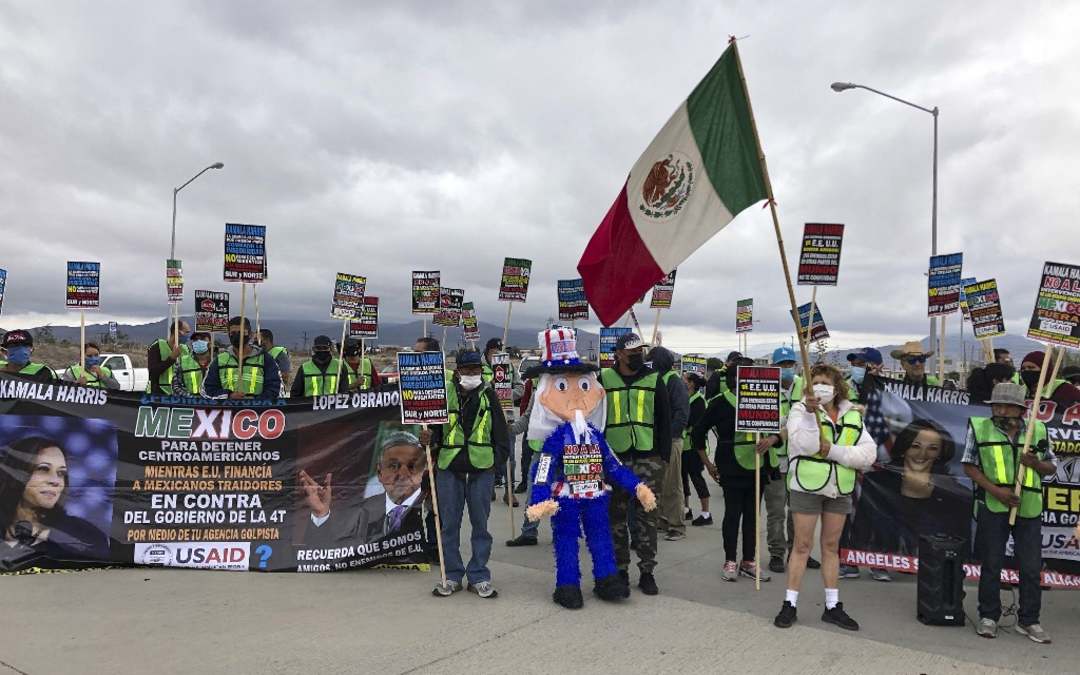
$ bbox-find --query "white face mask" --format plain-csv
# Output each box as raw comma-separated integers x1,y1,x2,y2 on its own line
459,374,483,391
812,383,835,405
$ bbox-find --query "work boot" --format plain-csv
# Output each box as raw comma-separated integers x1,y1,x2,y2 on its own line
637,572,659,595
553,585,584,609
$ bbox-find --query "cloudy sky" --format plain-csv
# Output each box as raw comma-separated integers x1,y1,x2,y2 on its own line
1,1,1077,356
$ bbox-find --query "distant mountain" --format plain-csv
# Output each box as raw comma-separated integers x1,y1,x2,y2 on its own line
4,317,599,354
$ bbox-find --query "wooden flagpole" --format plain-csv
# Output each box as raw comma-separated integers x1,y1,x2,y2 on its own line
1009,346,1054,525
754,431,761,591
731,39,822,443
804,286,818,346
335,320,347,388
360,338,366,391
254,285,261,345
422,426,448,588
237,283,247,388
500,301,515,533
502,303,513,347
80,311,86,371
651,308,662,346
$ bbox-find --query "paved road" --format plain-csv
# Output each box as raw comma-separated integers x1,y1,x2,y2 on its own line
1,502,1070,674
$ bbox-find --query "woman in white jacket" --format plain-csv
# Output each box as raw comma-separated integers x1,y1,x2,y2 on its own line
773,364,876,632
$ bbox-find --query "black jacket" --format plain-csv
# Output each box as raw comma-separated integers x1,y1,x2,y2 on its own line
691,393,767,488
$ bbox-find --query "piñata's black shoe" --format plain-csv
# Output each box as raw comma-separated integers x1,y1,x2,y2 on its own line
553,585,584,609
593,573,627,602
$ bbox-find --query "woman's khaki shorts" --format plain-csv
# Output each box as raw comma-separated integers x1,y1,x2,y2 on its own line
788,489,852,515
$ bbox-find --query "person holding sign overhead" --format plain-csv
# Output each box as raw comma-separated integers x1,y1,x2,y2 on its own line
773,364,875,632
962,382,1056,643
0,331,57,383
291,336,348,398
203,317,280,400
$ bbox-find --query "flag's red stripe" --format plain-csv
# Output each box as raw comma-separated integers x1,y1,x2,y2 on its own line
577,182,664,327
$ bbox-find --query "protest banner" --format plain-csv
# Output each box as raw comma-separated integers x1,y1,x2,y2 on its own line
557,279,589,323
0,375,426,574
1027,261,1080,350
598,327,631,368
411,270,439,336
927,252,963,317
223,223,267,284
166,259,183,305
194,290,230,334
461,301,480,345
796,223,845,286
0,267,6,315
793,301,829,343
958,276,978,321
491,352,513,412
682,354,707,377
498,257,532,304
842,375,1080,588
735,365,781,588
349,296,379,340
964,279,1005,339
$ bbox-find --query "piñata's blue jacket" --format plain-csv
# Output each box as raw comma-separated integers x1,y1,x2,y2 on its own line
529,421,641,587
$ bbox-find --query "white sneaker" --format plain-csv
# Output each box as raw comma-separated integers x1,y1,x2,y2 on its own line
432,580,463,597
467,580,499,598
870,568,892,582
721,561,738,582
738,561,771,582
1015,623,1051,644
975,617,997,638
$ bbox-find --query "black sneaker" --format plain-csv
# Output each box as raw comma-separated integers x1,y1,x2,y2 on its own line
774,601,797,628
638,572,659,595
807,556,821,570
691,514,713,526
513,481,528,494
768,556,785,574
505,535,538,547
821,602,859,631
618,569,630,591
552,585,584,609
683,509,693,521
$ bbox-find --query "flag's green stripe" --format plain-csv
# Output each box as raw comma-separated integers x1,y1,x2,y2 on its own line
686,46,768,214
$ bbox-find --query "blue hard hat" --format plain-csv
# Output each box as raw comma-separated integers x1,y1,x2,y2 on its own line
771,346,797,364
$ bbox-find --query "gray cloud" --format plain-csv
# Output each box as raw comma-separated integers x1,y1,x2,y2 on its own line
0,1,1077,356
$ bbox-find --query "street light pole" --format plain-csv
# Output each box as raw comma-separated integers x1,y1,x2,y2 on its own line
170,162,225,260
831,82,939,366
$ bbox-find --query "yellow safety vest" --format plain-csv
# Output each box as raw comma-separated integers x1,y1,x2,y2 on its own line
970,417,1047,519
600,368,658,453
788,406,864,495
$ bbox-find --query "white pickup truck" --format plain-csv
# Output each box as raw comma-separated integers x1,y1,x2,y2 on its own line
98,354,150,392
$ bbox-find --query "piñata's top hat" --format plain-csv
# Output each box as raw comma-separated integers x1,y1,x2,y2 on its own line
523,327,598,378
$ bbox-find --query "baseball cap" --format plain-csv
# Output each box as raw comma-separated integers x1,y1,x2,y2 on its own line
771,346,796,364
846,347,883,365
343,339,362,356
1,330,32,348
614,333,645,351
456,349,483,367
725,350,743,362
312,335,333,350
484,338,503,352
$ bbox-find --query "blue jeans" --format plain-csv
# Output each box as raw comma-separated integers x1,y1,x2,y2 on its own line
519,455,541,539
436,469,495,584
975,503,1043,625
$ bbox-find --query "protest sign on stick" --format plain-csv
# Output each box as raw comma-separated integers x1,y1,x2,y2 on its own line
223,223,267,283
598,327,632,368
491,352,513,412
735,365,781,590
557,279,589,324
411,270,440,337
67,261,100,370
796,223,844,286
195,290,230,334
498,257,532,345
681,354,707,377
461,301,480,346
1026,261,1080,350
649,270,677,345
965,279,1005,340
331,273,366,385
793,299,829,343
928,252,963,380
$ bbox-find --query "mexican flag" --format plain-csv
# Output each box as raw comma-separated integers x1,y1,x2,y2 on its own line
578,42,769,327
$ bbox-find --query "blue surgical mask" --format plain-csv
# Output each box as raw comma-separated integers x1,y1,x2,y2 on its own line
191,340,209,355
178,333,190,344
850,365,866,384
780,367,795,384
85,355,103,367
5,346,31,366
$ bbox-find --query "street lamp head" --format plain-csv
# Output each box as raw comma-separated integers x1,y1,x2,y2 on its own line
830,82,856,92
210,162,224,169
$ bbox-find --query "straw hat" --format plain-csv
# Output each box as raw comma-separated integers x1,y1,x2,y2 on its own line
889,340,934,359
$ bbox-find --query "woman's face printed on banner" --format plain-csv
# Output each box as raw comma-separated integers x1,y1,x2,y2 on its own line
539,373,605,422
23,445,67,511
903,429,942,477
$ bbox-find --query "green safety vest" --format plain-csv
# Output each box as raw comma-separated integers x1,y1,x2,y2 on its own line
600,368,658,453
344,358,374,390
970,417,1047,519
69,364,113,388
268,346,288,360
683,390,705,446
722,390,760,471
146,340,190,393
926,375,941,386
3,362,51,378
439,383,495,470
773,376,804,460
846,377,860,403
1013,373,1066,399
217,351,266,395
788,406,864,496
300,359,342,397
526,376,543,452
177,355,208,395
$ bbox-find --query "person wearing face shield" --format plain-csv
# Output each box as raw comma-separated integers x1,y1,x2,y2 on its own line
291,335,349,398
599,333,671,597
423,349,510,598
202,316,281,400
0,330,57,383
962,382,1057,644
63,342,119,389
773,364,875,632
147,320,191,395
1018,351,1080,408
172,331,214,397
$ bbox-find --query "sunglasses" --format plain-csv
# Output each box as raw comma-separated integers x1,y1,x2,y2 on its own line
903,356,928,365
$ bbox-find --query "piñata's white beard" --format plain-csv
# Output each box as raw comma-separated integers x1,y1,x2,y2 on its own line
572,409,588,440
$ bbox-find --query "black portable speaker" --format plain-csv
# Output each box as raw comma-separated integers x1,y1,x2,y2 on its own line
917,533,966,626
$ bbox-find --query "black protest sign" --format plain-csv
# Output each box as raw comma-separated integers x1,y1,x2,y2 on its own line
1027,261,1080,349
558,279,589,321
796,223,844,286
433,287,463,327
649,270,677,309
498,257,532,302
194,290,230,333
735,366,782,434
462,302,480,341
491,352,513,411
411,271,439,315
964,279,1006,339
349,296,379,339
331,272,367,320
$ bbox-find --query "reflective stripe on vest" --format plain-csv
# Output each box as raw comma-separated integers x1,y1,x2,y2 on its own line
774,376,804,459
178,355,205,394
440,383,495,470
301,360,341,396
789,406,863,495
971,417,1046,519
217,352,265,395
722,390,759,471
346,358,374,390
69,365,112,388
600,368,657,453
148,339,175,393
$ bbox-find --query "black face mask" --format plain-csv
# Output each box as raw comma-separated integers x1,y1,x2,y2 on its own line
229,332,248,349
312,351,332,367
992,415,1021,433
1020,370,1041,390
626,353,645,371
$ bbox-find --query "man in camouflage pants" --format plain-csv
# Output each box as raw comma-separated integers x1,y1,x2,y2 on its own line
600,333,672,597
